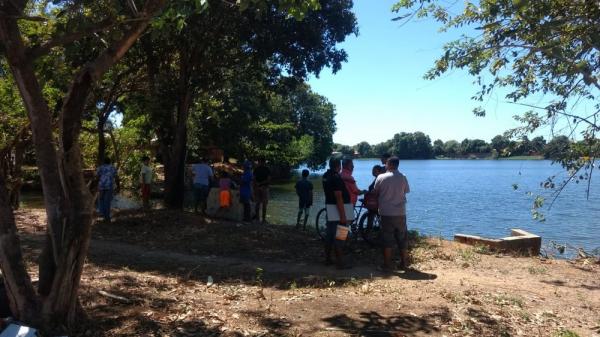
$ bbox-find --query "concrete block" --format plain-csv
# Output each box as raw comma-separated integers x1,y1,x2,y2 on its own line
454,228,541,255
205,189,253,221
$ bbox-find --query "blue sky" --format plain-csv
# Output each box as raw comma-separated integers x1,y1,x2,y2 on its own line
308,0,528,145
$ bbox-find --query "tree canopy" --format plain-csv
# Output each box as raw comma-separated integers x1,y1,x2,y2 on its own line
0,0,356,332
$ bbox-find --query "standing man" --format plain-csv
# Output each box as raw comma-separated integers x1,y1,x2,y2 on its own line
322,157,351,269
295,169,313,230
139,155,153,209
253,157,271,224
374,156,411,272
191,157,213,214
96,157,118,222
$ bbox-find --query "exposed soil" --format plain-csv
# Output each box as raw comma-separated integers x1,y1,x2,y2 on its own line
12,209,600,337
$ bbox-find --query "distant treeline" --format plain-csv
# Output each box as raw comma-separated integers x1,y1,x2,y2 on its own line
334,132,598,160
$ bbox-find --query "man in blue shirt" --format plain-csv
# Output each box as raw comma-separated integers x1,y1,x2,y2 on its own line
191,158,213,214
96,157,118,221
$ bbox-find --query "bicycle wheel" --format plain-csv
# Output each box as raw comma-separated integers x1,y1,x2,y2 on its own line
315,207,328,239
359,211,381,246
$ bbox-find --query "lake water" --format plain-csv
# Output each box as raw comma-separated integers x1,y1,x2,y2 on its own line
269,159,600,253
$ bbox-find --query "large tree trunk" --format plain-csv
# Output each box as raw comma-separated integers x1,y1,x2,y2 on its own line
0,174,40,325
162,88,191,209
158,52,194,209
0,0,167,332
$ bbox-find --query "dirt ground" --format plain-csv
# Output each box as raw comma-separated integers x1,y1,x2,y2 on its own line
13,209,600,337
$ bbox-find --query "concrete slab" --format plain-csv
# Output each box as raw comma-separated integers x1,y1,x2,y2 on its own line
454,229,541,255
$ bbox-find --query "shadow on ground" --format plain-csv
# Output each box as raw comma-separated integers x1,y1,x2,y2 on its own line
321,309,451,337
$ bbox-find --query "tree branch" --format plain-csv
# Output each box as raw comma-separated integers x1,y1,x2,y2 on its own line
60,0,167,154
27,18,115,60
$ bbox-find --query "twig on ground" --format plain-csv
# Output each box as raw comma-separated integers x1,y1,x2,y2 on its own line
98,290,132,304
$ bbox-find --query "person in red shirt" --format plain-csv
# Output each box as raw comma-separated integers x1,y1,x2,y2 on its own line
341,158,366,206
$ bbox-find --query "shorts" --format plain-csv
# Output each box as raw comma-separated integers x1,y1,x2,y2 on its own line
219,190,231,208
380,215,407,249
255,185,269,203
193,183,210,202
141,184,151,200
298,198,312,209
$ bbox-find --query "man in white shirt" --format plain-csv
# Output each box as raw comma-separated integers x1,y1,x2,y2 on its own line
374,156,410,271
191,158,213,214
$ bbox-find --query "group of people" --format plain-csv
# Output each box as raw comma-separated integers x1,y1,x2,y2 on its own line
97,152,411,272
96,155,153,222
95,155,272,224
190,157,271,224
321,154,411,272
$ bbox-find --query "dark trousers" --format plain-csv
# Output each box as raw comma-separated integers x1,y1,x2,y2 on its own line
242,201,251,221
98,188,113,220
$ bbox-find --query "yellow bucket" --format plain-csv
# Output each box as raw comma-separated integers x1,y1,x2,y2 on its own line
335,225,349,241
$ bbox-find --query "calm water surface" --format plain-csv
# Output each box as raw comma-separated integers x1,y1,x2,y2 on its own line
270,159,600,252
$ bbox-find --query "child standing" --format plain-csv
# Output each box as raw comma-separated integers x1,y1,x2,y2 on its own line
139,156,153,209
295,169,313,229
218,171,236,208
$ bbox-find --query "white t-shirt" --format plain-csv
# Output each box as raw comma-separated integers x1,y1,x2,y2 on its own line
192,163,213,185
374,170,410,216
140,164,153,184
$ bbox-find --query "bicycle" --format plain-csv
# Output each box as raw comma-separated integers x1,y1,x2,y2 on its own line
314,198,381,246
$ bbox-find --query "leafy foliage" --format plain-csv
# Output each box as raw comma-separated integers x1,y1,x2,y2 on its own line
393,0,600,197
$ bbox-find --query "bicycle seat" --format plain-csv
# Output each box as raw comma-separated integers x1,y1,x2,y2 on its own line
358,198,364,203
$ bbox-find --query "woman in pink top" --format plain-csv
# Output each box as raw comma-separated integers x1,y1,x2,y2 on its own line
341,158,365,205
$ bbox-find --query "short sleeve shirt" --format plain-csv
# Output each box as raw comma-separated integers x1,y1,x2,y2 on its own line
253,166,271,186
374,170,410,216
140,165,153,184
295,179,313,206
322,169,350,205
192,163,213,185
97,164,117,190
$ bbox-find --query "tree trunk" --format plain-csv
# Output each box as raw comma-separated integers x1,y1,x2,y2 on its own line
161,54,193,209
0,0,167,332
97,118,106,165
162,96,190,209
0,174,40,325
0,9,65,304
107,128,121,170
